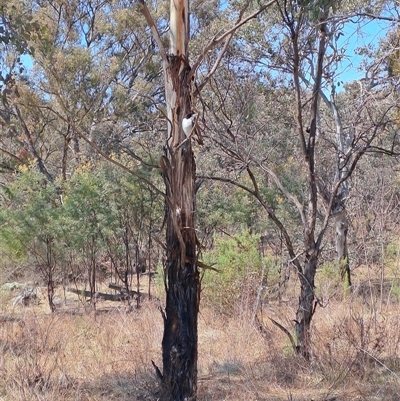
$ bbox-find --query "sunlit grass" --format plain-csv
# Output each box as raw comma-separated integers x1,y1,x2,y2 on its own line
0,272,399,400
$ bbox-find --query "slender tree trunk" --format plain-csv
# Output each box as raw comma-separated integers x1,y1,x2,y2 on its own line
335,209,351,290
295,252,318,360
47,267,56,313
45,237,56,313
160,0,200,399
88,237,97,309
332,84,352,289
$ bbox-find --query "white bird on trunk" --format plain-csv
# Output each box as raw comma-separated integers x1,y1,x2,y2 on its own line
182,113,203,145
182,113,198,137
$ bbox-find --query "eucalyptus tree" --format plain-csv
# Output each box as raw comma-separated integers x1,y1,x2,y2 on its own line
138,0,276,398
0,1,42,86
0,0,45,175
200,0,400,359
0,0,166,186
0,0,168,307
295,4,400,288
27,0,164,176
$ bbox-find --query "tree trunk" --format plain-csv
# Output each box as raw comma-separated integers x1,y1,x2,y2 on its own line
295,252,318,360
47,268,56,313
45,236,56,313
88,237,97,310
160,0,200,399
335,209,351,291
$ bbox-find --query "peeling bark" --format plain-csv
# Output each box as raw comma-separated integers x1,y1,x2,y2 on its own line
161,59,200,400
160,1,200,400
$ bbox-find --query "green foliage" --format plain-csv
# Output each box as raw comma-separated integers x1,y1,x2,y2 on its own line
197,181,273,237
390,280,400,299
62,164,112,248
0,161,163,283
303,0,339,21
201,231,279,314
383,239,400,277
0,5,38,53
0,167,61,263
0,2,47,85
319,262,338,281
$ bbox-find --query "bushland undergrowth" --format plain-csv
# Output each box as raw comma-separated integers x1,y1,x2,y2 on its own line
0,262,399,401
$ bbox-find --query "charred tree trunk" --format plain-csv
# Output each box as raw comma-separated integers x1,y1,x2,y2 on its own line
159,0,200,399
140,0,272,395
295,252,318,360
161,65,200,401
47,268,56,313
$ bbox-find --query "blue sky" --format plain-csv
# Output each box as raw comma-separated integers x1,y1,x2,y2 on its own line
337,18,393,83
20,9,394,86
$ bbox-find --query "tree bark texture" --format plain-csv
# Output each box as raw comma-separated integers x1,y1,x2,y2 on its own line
295,252,317,360
335,209,351,290
291,8,328,359
160,0,200,399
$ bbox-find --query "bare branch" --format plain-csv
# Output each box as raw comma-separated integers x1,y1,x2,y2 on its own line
353,12,400,23
268,316,298,354
14,105,54,183
198,174,300,270
189,0,278,89
256,162,306,226
138,0,168,64
192,0,253,91
365,145,400,157
0,147,26,165
75,127,166,200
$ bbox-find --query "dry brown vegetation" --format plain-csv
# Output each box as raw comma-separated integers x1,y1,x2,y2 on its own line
0,267,399,401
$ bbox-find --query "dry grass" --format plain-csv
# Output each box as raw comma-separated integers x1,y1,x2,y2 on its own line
0,277,399,401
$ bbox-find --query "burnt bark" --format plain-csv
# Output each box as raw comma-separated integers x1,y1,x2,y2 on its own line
139,0,273,396
295,252,318,359
160,54,200,400
159,1,200,399
139,0,199,395
87,236,97,309
47,269,56,313
43,236,56,313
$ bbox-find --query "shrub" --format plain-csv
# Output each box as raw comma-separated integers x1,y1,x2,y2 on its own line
201,231,280,315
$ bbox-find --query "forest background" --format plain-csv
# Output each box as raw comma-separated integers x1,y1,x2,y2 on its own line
0,0,400,400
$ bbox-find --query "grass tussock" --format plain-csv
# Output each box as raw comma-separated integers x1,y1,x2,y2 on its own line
0,280,399,400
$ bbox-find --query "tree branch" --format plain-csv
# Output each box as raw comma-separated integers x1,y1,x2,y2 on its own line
75,127,166,200
353,12,400,23
198,174,301,270
14,105,54,183
189,0,278,90
138,0,168,64
192,0,253,91
256,161,306,226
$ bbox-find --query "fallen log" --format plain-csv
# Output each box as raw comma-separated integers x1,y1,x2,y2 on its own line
108,283,158,301
67,285,160,303
108,283,141,295
108,283,160,302
67,288,129,302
